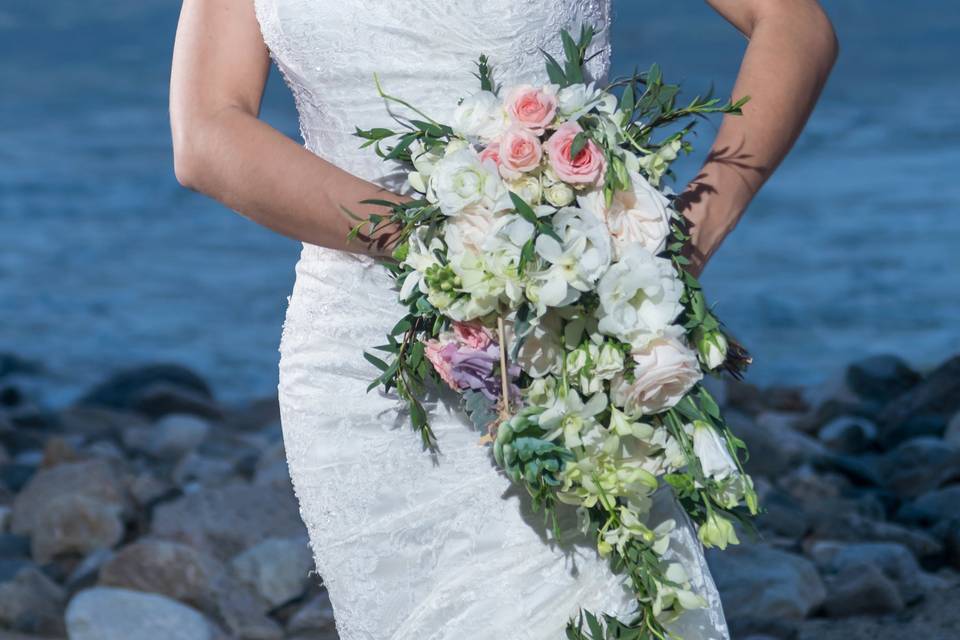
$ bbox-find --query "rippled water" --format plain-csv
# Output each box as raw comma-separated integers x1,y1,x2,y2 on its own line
1,1,958,402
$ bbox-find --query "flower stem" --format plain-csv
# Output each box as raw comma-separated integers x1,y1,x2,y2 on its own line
497,314,511,421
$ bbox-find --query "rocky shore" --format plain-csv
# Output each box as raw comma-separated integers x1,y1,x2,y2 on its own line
1,353,959,639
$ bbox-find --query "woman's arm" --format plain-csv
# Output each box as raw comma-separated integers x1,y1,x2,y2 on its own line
169,0,404,255
680,0,839,275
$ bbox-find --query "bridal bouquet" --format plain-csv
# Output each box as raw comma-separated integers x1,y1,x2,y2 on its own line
350,27,758,640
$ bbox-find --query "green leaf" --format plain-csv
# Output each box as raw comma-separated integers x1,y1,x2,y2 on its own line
390,317,412,336
363,351,390,372
570,132,588,161
699,386,722,420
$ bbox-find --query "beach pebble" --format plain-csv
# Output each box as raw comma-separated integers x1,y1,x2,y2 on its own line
878,438,960,499
0,564,66,635
99,540,224,614
286,592,336,635
66,587,214,640
846,355,921,403
818,415,877,454
878,355,960,446
824,563,904,617
230,537,313,608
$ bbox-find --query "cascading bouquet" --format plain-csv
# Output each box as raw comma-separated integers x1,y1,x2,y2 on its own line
349,26,758,640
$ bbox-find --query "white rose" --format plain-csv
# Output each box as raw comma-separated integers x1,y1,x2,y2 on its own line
578,170,672,259
596,244,684,348
695,328,729,370
451,91,509,142
508,175,542,206
430,148,509,216
692,421,738,481
543,181,575,207
611,337,703,416
444,208,499,255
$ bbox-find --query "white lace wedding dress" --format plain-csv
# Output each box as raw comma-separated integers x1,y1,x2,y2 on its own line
255,1,729,638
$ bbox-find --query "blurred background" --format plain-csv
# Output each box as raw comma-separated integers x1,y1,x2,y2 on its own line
1,1,959,639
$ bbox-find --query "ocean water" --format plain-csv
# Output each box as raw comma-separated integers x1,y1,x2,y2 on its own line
1,1,958,403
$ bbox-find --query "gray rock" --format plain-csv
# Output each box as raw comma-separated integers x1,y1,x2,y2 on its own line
28,494,126,563
231,537,313,608
99,539,224,613
11,459,129,534
286,592,335,635
57,406,149,441
0,565,66,635
78,364,213,412
756,488,810,540
132,383,223,421
0,506,9,533
944,411,960,448
11,460,130,563
808,511,942,560
878,355,960,446
846,355,921,403
151,414,211,458
725,411,823,478
708,544,826,623
878,437,960,499
66,587,213,640
213,577,283,640
896,485,960,530
808,541,947,604
151,481,306,561
824,563,904,617
172,452,237,488
818,415,877,454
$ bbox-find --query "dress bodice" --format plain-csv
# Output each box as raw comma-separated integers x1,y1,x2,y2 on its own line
254,0,612,186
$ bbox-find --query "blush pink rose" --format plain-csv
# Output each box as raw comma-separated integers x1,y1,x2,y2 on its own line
544,121,607,187
479,143,501,168
505,84,557,134
498,126,542,179
452,321,494,350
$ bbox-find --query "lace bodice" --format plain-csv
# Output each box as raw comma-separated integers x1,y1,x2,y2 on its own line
254,0,611,188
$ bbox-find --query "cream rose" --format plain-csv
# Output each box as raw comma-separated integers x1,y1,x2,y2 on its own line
611,337,703,416
577,170,672,259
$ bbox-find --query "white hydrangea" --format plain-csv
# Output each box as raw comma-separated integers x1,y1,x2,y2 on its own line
595,243,684,348
450,90,510,142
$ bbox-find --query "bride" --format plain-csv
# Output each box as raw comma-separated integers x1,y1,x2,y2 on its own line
170,2,837,638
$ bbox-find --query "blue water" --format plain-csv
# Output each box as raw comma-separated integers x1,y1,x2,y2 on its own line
1,1,958,402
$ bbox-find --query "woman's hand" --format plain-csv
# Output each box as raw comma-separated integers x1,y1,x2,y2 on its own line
170,0,406,257
680,0,839,277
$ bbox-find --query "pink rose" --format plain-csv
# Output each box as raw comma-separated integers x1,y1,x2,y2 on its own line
452,321,494,350
479,143,501,168
505,84,557,134
498,126,542,179
544,121,607,187
424,338,458,389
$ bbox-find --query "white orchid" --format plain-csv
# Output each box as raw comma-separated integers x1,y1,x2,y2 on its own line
534,207,612,305
692,421,739,481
